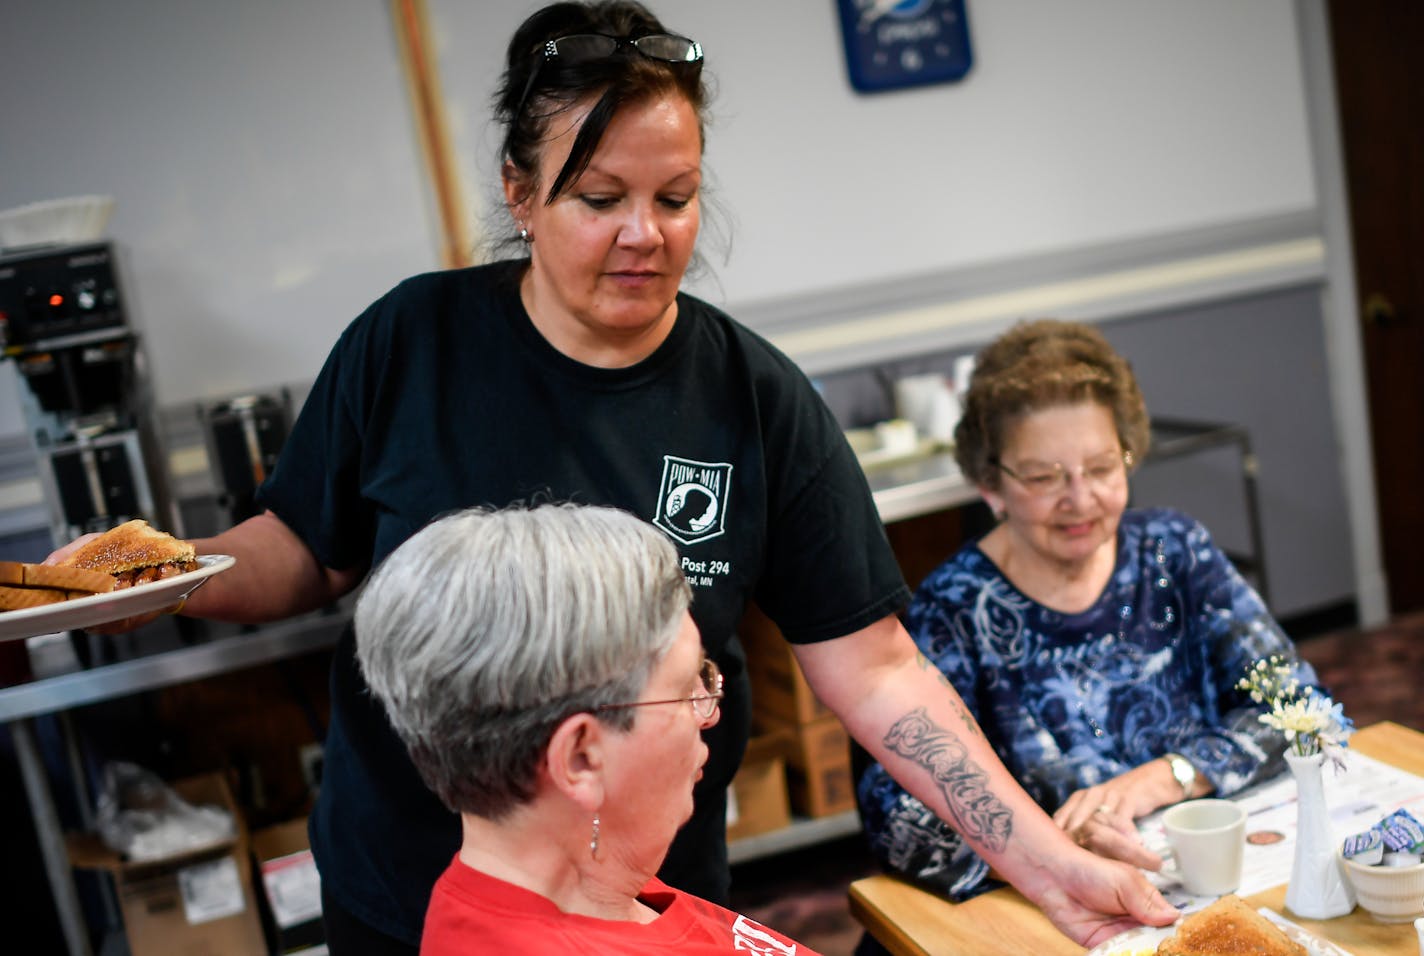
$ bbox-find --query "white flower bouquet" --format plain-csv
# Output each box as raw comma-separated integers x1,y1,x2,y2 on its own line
1237,655,1353,766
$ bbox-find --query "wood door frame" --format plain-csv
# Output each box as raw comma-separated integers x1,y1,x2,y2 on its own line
389,0,475,270
1294,0,1388,626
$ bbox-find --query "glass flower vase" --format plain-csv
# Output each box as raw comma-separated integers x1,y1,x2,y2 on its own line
1283,750,1355,919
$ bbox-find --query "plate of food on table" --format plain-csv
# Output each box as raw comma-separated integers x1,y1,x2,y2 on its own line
1086,894,1351,955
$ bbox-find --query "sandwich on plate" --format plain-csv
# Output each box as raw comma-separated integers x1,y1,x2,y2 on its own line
1155,895,1307,956
56,519,199,589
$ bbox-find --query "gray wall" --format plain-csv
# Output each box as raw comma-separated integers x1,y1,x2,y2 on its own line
1113,288,1351,618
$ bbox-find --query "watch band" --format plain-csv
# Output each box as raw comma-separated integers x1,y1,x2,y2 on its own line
1163,752,1197,798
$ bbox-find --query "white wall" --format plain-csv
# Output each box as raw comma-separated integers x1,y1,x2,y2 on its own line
2,0,434,410
437,0,1316,305
1,0,1314,412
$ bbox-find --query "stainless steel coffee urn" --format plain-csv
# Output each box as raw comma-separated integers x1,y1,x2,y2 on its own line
199,391,291,526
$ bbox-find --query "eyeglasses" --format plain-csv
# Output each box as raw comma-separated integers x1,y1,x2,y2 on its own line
994,450,1134,498
515,33,703,120
594,657,724,721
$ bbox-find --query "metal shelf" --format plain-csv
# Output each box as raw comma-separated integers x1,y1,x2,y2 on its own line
0,611,346,722
865,451,976,524
1144,416,1270,606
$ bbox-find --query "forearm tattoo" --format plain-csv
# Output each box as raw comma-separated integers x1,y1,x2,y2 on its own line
956,700,984,738
912,654,984,739
884,707,1013,853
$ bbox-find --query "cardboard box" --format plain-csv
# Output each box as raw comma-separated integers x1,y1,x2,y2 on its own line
725,731,793,842
251,817,324,954
68,773,268,956
765,715,855,818
739,604,831,725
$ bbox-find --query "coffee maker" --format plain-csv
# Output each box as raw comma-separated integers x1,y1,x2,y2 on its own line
0,242,180,544
199,390,291,527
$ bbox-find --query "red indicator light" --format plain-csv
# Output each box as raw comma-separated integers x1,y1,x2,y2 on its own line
49,294,64,307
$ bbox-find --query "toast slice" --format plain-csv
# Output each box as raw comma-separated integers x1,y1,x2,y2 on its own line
1155,896,1306,956
0,561,116,594
56,519,198,588
0,585,92,611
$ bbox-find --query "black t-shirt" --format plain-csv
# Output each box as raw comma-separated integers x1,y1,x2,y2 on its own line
257,260,908,943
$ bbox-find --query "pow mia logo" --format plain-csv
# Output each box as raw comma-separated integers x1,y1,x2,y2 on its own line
653,456,732,545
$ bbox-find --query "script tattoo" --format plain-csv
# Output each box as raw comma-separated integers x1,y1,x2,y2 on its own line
883,707,1012,853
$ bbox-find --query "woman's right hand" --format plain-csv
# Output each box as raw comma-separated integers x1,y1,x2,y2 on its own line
1031,846,1179,948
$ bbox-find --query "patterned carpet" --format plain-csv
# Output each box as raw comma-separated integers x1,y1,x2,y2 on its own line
729,611,1424,956
1295,610,1424,732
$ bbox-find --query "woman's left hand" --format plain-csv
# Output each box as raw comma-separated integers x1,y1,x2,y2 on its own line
1052,760,1189,868
1060,808,1163,871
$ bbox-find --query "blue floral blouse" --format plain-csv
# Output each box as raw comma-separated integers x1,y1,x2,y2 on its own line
857,508,1314,901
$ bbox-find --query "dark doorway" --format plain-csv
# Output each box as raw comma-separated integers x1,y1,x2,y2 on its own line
1327,1,1424,613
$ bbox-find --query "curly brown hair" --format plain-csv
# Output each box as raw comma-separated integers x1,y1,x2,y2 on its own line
953,319,1150,488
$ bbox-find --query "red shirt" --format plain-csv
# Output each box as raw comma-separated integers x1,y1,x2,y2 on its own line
421,857,822,955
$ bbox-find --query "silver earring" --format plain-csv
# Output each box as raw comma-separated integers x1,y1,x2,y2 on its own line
519,223,533,243
590,814,601,860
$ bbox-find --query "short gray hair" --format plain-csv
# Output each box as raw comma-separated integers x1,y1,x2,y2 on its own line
354,503,691,818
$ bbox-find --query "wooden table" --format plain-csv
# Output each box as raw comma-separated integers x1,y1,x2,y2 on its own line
849,721,1424,955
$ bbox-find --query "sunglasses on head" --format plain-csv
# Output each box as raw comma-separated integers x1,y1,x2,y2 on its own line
515,32,703,119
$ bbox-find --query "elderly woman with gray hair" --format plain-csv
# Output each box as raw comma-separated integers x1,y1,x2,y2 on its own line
354,502,822,955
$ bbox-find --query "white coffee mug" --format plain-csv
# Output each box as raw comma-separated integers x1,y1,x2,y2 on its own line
1162,798,1247,896
873,418,919,455
893,374,960,444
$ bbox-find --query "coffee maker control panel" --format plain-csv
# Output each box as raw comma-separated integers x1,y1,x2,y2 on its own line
0,242,127,351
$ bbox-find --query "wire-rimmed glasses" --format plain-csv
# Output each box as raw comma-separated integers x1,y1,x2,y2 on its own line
594,656,723,720
994,449,1134,498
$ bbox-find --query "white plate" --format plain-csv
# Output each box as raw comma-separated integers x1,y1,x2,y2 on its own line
0,555,235,642
1085,908,1351,955
1084,923,1174,955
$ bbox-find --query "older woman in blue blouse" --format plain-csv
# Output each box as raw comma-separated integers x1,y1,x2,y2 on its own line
857,319,1315,901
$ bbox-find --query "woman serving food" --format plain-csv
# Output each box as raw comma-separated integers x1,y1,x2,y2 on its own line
858,319,1317,901
52,6,1175,951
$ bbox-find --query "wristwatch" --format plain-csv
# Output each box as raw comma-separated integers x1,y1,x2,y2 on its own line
1163,752,1197,798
